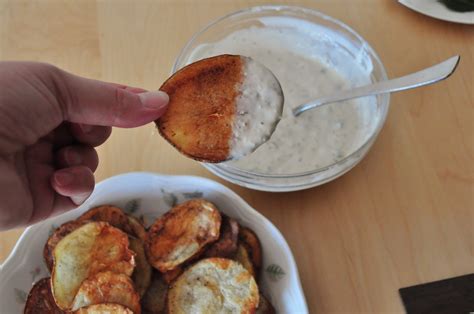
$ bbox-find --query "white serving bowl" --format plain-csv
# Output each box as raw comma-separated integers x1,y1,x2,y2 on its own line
0,172,308,313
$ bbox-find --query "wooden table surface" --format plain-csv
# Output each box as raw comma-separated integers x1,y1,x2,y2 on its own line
0,1,472,313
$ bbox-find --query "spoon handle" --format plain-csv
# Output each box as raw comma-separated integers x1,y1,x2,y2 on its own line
293,55,460,117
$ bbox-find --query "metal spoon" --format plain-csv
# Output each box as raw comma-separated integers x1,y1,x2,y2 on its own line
292,55,460,117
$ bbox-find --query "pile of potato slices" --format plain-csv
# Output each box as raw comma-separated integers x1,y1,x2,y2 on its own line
25,199,275,314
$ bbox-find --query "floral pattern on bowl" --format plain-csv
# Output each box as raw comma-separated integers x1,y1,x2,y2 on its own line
0,172,308,313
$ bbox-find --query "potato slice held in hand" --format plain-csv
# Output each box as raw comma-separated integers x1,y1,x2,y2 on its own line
145,199,221,272
157,54,284,162
51,222,135,310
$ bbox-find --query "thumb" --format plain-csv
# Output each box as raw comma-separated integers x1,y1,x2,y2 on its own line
56,69,169,128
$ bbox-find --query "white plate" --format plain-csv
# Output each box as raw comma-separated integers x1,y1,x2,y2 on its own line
0,172,308,314
399,0,474,24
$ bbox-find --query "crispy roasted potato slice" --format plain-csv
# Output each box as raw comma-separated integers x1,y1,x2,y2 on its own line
168,258,259,314
256,293,276,314
145,199,221,272
52,222,135,310
234,243,256,278
45,207,145,272
71,271,140,313
43,220,90,272
128,215,147,241
129,236,152,297
157,55,242,162
73,303,133,314
24,277,64,314
141,272,168,314
77,205,145,240
239,226,263,275
157,55,283,162
161,266,183,284
204,216,239,258
77,205,129,229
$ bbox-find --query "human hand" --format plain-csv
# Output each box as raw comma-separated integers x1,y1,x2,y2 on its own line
0,62,169,230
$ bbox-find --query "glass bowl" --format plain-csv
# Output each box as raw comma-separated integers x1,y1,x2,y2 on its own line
173,5,390,192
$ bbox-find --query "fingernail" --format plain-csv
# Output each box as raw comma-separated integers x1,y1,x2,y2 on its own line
79,124,93,134
54,171,74,187
139,91,169,109
65,148,82,165
71,192,92,205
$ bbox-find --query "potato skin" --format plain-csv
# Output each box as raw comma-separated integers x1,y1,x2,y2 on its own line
157,55,244,163
129,236,152,297
127,215,147,241
234,243,257,279
204,216,239,258
256,293,276,314
239,226,263,276
77,205,146,240
145,199,221,272
161,266,183,284
24,277,64,314
141,271,168,314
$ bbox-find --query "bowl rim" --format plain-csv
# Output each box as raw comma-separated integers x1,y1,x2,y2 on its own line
0,172,309,313
173,5,391,179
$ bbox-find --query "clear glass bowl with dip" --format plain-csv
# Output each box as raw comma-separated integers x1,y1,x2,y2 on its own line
173,5,390,192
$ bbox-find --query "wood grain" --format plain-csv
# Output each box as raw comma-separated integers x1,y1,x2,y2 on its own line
0,1,472,313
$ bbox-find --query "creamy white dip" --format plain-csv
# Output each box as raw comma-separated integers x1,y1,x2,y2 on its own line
188,26,378,174
230,57,283,160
